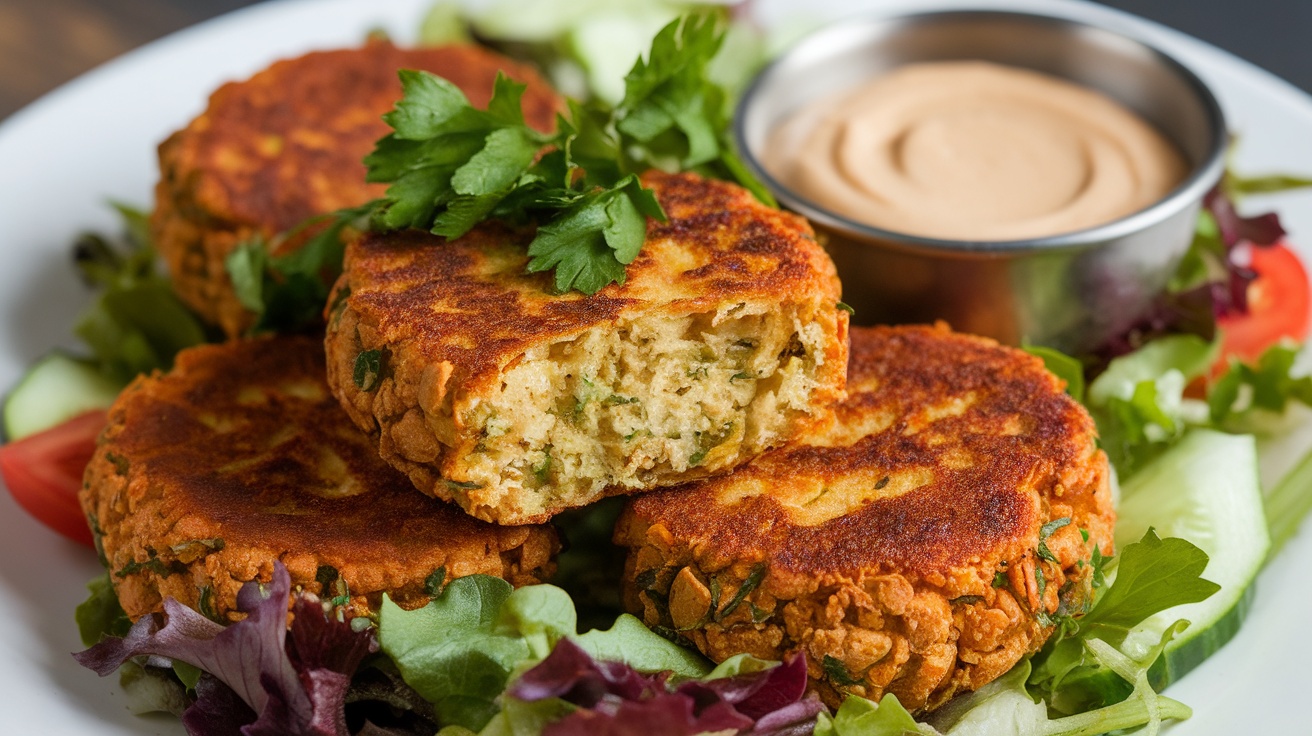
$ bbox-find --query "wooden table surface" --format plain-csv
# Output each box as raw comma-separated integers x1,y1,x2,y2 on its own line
0,0,262,120
2,0,1310,122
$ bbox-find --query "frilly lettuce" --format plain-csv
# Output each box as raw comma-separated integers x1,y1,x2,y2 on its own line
75,562,377,736
377,574,712,731
500,640,821,735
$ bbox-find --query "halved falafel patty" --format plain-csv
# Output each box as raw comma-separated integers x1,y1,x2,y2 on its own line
325,170,849,526
152,41,561,337
616,324,1114,712
80,336,559,623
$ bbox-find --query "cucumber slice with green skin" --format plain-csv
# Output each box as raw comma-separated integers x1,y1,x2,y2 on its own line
1113,429,1269,687
3,352,122,441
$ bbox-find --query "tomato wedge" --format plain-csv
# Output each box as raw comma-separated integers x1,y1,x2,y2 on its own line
1217,243,1312,364
0,410,104,548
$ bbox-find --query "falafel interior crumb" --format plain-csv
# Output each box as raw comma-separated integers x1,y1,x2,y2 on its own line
460,302,833,518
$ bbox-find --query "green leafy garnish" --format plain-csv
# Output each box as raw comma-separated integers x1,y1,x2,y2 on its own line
1028,529,1218,714
72,204,209,382
1077,530,1218,637
75,574,131,647
379,576,533,730
225,202,374,334
573,613,710,677
815,692,932,736
1084,335,1218,477
1024,345,1086,403
364,12,770,295
378,574,711,731
1208,340,1312,425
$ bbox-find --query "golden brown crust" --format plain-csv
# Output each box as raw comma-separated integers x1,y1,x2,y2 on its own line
337,171,842,394
152,41,562,337
616,324,1114,711
325,170,849,524
80,336,559,623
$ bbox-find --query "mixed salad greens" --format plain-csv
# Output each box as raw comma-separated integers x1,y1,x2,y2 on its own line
3,1,1312,735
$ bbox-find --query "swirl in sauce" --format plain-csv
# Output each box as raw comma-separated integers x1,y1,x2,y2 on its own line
764,61,1188,241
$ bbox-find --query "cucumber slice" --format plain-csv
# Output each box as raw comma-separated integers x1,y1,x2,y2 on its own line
1113,429,1269,686
567,10,680,104
3,352,122,441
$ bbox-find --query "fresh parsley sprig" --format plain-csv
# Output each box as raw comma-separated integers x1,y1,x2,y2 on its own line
365,12,769,295
224,13,771,326
226,202,375,334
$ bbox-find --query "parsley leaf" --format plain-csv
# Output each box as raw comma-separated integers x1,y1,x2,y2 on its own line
525,175,662,293
364,12,771,296
225,202,374,334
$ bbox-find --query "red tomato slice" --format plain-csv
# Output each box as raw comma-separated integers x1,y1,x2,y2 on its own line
1217,243,1311,364
0,410,105,548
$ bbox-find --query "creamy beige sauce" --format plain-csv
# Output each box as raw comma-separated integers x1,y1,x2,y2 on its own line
764,61,1188,241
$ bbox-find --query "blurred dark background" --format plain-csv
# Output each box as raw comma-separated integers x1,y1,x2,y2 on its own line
1,0,1309,121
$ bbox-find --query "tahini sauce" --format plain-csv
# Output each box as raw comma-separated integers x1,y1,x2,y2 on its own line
764,61,1188,241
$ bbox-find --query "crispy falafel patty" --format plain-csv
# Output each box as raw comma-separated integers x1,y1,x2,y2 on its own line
80,336,559,623
616,325,1114,712
152,41,561,337
325,170,849,526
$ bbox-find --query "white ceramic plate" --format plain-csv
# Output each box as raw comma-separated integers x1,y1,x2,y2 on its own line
0,0,1308,732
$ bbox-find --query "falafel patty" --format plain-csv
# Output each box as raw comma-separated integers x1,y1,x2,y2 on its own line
325,170,849,526
80,336,559,623
152,41,561,337
615,324,1114,712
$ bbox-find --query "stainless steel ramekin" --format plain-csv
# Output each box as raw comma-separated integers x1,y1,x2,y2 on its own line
735,9,1226,354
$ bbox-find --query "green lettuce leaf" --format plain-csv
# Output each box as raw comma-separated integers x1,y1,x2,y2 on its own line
815,692,935,736
1027,530,1217,716
379,576,535,730
1085,335,1217,477
377,574,711,731
75,573,131,647
72,204,209,382
1208,340,1312,426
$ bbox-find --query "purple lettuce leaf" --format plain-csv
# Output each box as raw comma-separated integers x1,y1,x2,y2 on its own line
546,691,751,736
288,595,376,674
181,674,257,736
509,639,823,736
510,636,667,705
1205,187,1286,251
1092,186,1289,365
74,562,377,736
